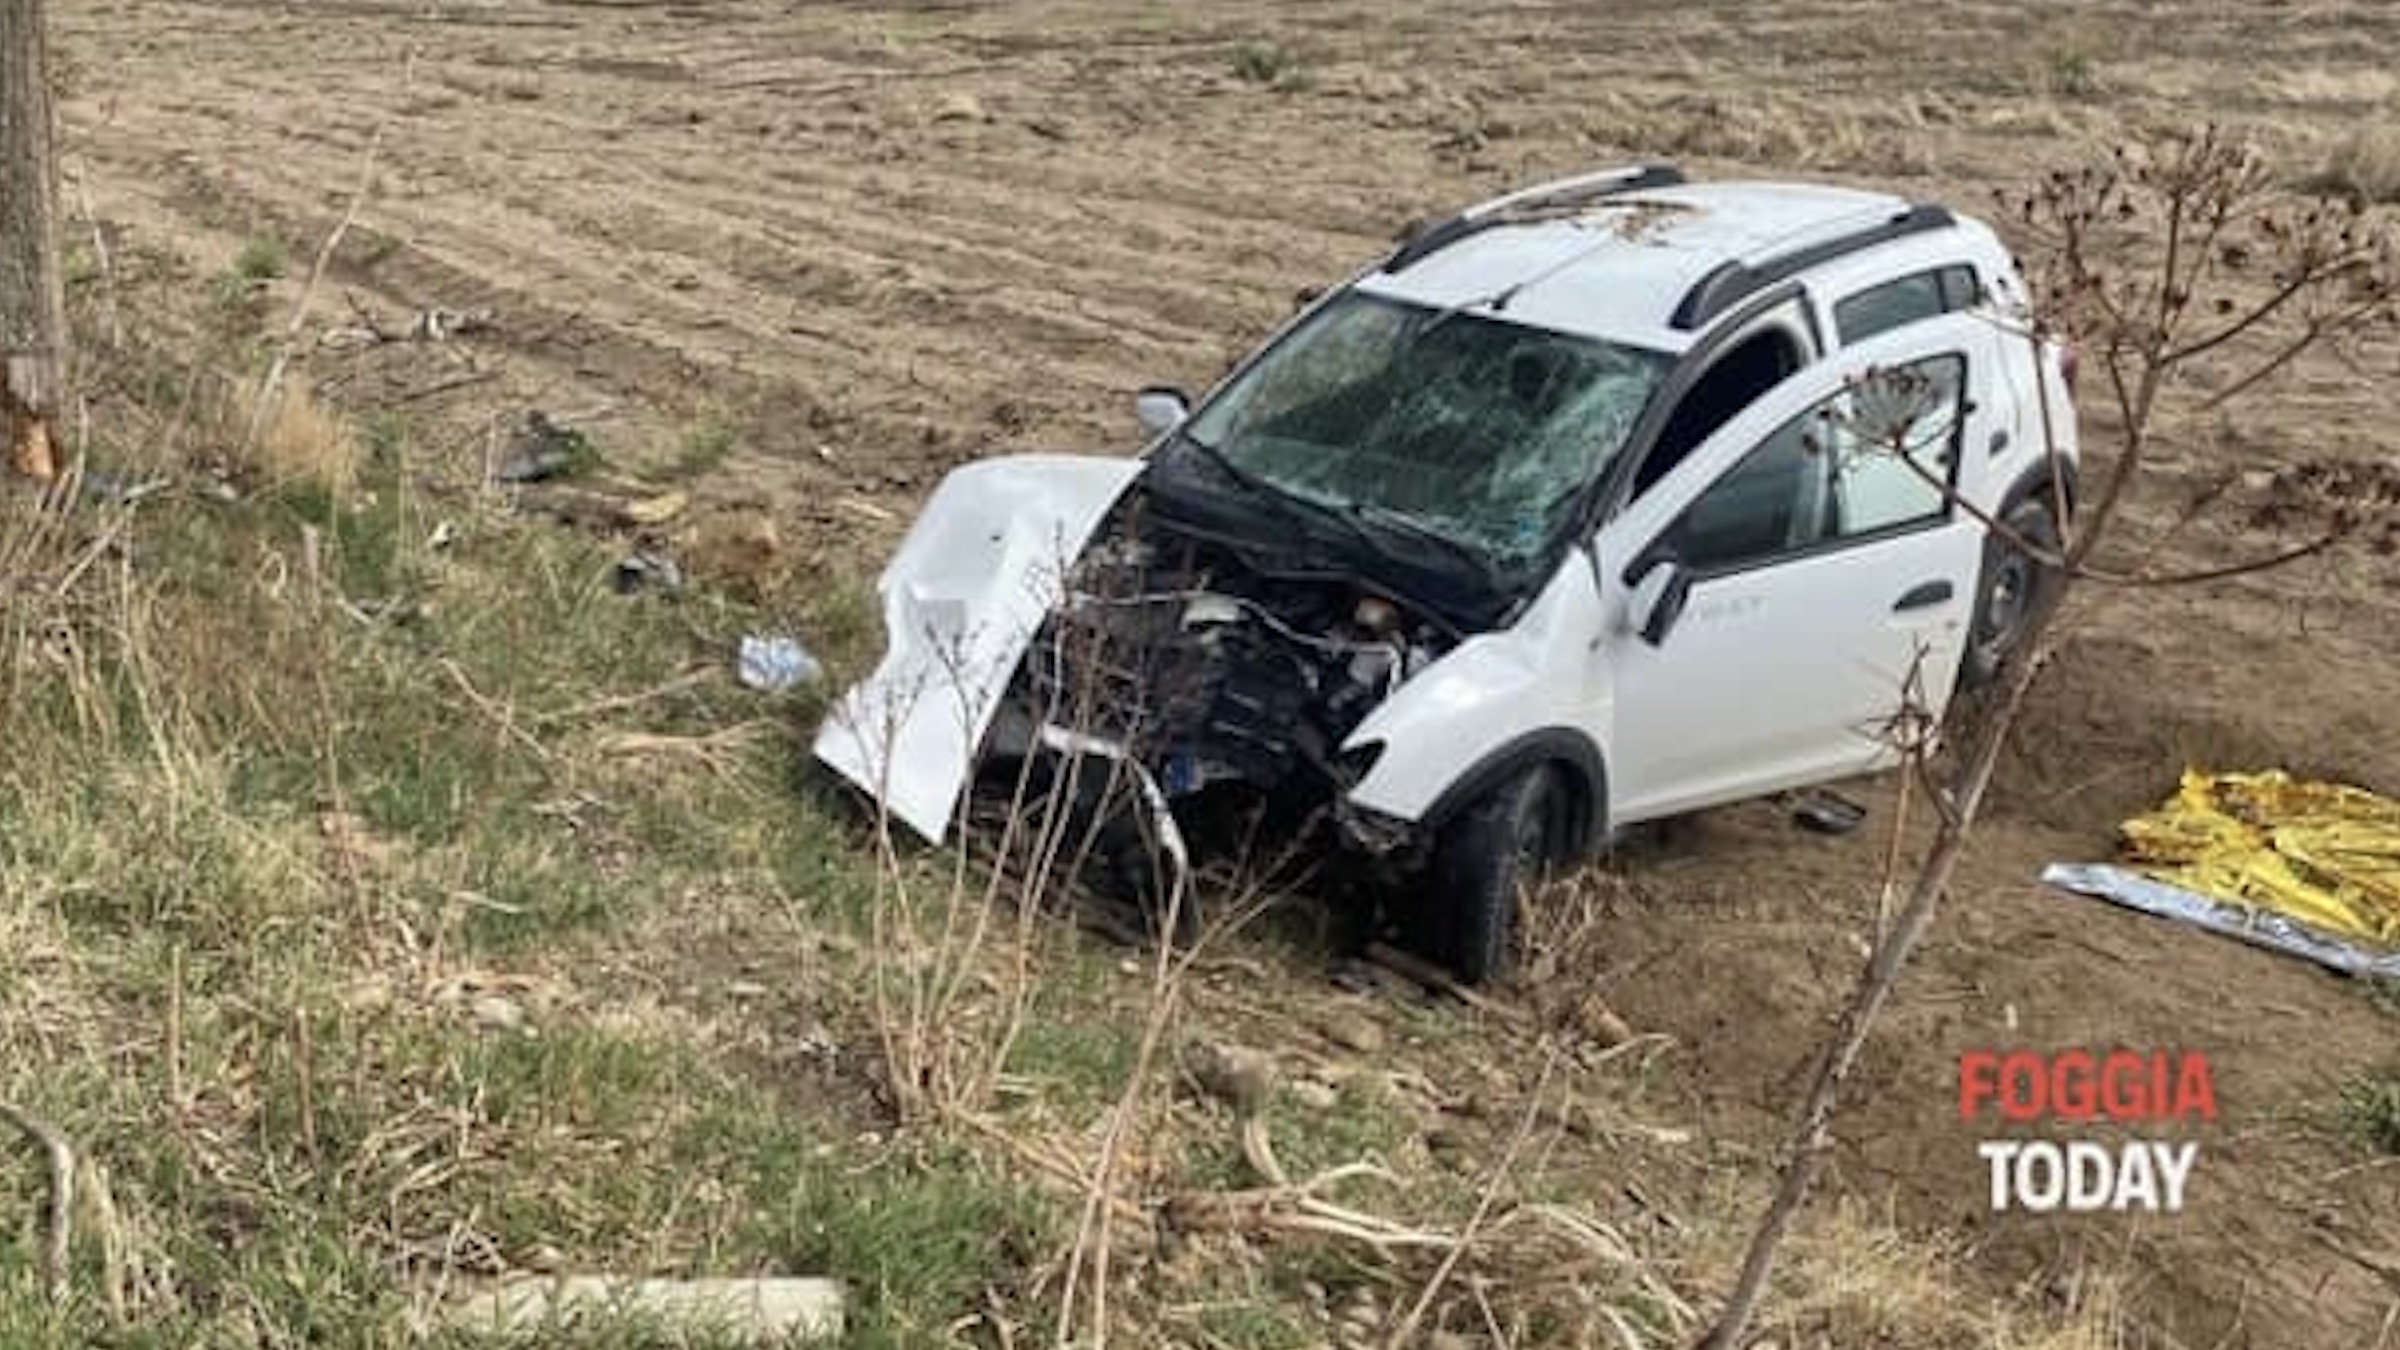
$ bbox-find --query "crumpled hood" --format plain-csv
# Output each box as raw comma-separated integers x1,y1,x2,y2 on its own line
811,453,1144,841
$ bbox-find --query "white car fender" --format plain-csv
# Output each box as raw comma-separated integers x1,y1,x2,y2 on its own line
812,453,1144,842
1339,550,1612,828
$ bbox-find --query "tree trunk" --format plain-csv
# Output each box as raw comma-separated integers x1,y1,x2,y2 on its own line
2,0,67,483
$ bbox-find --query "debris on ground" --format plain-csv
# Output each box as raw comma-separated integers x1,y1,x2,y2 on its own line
1791,789,1868,836
2044,768,2400,977
612,550,685,595
495,411,597,484
617,489,687,527
931,91,988,124
443,1275,843,1344
469,994,526,1033
76,468,170,505
411,306,495,341
322,296,497,348
736,633,820,692
517,484,686,534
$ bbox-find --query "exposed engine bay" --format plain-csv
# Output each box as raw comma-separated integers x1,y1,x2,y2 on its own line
993,493,1455,837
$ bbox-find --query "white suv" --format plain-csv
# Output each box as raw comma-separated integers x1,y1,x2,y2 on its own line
816,164,2078,980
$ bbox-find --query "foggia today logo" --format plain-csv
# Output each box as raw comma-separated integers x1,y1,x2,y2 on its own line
1959,1049,2217,1213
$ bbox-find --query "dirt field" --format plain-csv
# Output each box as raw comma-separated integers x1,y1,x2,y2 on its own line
49,0,2400,1344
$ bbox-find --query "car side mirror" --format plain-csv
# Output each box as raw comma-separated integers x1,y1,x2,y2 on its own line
1628,557,1693,647
1135,386,1191,439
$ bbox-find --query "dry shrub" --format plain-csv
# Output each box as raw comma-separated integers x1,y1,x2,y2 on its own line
1516,867,1643,1042
2297,125,2400,207
1688,1199,2123,1350
217,373,361,495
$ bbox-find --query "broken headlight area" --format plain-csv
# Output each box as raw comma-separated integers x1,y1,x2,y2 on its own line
987,496,1449,861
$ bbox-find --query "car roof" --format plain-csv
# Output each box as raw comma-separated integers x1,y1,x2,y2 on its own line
1355,178,1944,354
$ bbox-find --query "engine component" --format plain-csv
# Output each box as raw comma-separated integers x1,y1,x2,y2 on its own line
1018,503,1443,806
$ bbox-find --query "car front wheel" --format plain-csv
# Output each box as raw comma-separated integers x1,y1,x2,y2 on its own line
1420,765,1566,985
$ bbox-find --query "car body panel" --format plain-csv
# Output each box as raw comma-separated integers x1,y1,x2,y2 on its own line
811,453,1142,842
1599,313,2003,820
1338,552,1609,822
1601,521,1979,820
1361,181,1913,353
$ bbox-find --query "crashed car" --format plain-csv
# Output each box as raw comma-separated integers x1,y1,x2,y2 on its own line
815,164,2079,981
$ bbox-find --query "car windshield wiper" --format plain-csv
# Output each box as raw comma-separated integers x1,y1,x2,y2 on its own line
1172,431,1321,530
1174,432,1509,594
1176,429,1270,496
1344,501,1505,588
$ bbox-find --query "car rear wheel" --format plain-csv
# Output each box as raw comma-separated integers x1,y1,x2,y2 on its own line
1420,765,1566,985
1961,496,2062,688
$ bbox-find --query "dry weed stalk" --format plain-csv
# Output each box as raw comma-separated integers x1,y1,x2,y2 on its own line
845,629,1095,1127
1162,1022,1694,1345
833,531,1163,1133
0,1097,75,1303
1049,846,1190,1348
1700,126,2400,1350
1051,851,1315,1349
238,60,401,469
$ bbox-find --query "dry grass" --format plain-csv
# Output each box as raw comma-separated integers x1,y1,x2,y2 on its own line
2298,125,2400,206
1730,1200,2125,1350
217,371,361,494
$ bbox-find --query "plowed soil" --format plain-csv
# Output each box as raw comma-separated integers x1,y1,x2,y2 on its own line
55,1,2400,1344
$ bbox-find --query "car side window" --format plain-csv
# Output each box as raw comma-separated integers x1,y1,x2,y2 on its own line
1664,353,1966,573
1833,354,1965,533
1834,266,1980,345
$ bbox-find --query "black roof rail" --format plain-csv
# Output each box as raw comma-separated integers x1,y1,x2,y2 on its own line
1384,163,1686,274
1668,202,1955,331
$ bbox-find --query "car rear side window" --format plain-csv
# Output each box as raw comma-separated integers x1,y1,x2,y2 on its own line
1834,266,1979,345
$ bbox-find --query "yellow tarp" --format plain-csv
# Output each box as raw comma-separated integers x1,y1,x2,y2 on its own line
2120,769,2400,951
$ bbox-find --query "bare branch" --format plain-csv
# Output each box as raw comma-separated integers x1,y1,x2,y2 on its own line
2197,293,2391,412
2108,528,2348,587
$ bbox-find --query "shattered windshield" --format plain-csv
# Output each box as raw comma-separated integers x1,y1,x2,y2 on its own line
1182,292,1669,563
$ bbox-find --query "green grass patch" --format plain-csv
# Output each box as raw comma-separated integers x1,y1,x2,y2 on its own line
1007,1014,1136,1112
660,406,739,480
2338,1070,2400,1155
1229,40,1307,89
213,234,288,304
696,1104,1053,1348
1178,1295,1315,1348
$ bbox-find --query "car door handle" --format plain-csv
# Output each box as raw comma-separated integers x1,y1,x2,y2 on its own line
1892,579,1954,612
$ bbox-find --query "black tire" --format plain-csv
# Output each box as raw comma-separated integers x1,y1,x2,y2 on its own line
1421,765,1566,985
1961,496,2062,689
